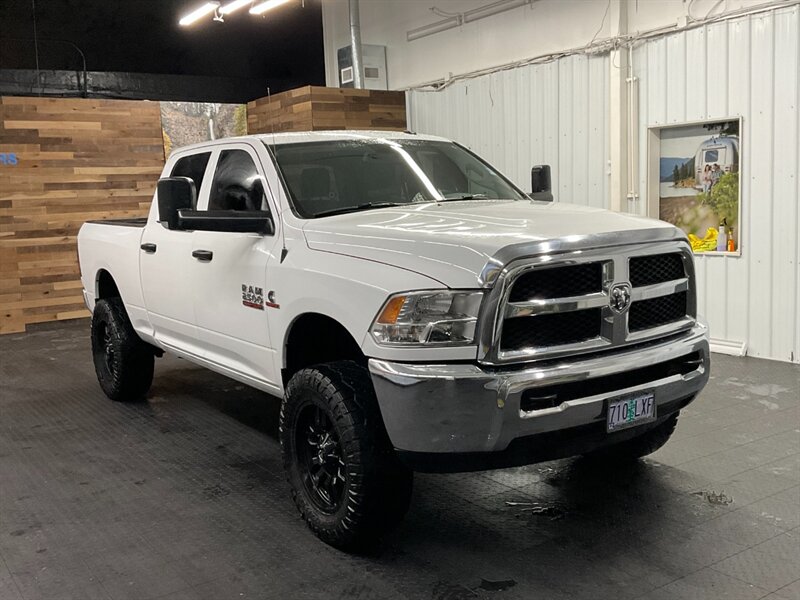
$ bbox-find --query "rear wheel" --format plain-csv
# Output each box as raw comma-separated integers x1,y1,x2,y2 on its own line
91,298,154,402
585,412,679,461
280,361,412,551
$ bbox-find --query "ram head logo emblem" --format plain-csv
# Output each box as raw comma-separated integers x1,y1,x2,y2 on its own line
609,283,632,313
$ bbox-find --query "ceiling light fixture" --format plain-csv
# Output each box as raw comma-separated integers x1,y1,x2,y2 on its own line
179,1,221,26
219,0,252,15
249,0,292,16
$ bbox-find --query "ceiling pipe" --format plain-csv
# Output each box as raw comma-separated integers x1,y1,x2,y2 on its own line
348,0,364,88
408,0,535,42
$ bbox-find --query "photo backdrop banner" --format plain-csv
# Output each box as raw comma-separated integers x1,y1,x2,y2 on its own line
160,102,247,157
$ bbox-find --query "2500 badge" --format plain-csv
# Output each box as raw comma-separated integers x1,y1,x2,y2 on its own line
241,284,264,310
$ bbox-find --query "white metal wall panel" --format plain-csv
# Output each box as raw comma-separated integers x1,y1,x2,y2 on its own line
634,6,800,362
408,54,610,208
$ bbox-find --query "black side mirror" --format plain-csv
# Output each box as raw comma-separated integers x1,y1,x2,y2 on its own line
530,165,553,202
157,177,196,230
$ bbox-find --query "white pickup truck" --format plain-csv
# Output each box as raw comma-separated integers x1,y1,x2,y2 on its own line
78,131,710,549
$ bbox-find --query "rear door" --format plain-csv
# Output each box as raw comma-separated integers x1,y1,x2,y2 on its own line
190,143,282,386
140,150,213,354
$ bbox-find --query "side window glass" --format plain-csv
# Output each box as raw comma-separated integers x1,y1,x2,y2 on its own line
170,152,211,205
208,149,267,212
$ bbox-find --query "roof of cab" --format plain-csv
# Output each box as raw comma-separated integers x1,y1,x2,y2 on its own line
170,130,450,155
254,130,449,145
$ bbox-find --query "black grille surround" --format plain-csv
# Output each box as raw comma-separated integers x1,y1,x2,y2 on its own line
501,309,602,351
629,291,688,332
629,253,685,287
508,262,603,302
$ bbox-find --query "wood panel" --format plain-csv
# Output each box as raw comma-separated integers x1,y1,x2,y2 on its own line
0,96,164,334
247,86,406,134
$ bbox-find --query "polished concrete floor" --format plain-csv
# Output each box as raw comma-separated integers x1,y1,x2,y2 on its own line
1,320,798,600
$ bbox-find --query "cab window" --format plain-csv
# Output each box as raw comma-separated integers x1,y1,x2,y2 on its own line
208,149,267,212
170,152,211,204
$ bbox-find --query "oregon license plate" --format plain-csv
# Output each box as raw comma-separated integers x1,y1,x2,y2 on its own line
607,391,656,432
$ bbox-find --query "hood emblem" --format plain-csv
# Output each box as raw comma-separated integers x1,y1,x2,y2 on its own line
609,283,632,313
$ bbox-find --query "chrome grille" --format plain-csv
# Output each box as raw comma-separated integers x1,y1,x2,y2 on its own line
482,241,696,365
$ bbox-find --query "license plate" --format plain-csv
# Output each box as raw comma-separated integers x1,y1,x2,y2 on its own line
607,391,656,432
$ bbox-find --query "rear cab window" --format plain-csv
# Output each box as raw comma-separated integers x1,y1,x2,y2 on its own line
170,152,211,205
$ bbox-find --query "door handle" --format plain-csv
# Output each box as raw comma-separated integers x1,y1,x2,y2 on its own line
140,243,157,253
192,249,213,262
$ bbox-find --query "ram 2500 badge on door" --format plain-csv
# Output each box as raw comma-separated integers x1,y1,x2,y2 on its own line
78,132,710,550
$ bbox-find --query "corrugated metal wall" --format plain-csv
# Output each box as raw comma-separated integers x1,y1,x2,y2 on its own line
408,54,610,209
634,6,800,362
407,5,799,363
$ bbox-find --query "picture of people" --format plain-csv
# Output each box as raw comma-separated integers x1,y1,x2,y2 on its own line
658,119,740,253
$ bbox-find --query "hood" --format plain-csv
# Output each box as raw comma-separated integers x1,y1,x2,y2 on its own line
302,200,680,288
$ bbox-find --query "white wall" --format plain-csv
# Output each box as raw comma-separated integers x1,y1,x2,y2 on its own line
408,54,610,208
322,0,768,90
633,6,800,363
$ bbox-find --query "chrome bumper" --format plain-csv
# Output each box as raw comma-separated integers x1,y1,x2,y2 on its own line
368,321,710,456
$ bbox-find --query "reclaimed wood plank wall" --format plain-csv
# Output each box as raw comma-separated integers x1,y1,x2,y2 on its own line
0,87,404,335
247,86,406,133
0,96,165,334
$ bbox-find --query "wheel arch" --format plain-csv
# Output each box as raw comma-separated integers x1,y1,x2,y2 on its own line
282,312,367,386
96,269,121,301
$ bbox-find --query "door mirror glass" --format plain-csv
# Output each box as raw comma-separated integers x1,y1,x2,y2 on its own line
530,165,553,202
157,177,196,229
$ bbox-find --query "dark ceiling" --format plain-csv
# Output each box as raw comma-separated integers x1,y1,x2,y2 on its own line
0,0,325,92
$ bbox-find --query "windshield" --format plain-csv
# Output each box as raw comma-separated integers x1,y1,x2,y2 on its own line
268,139,527,218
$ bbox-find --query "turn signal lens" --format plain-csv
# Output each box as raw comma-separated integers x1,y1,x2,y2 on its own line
376,295,407,324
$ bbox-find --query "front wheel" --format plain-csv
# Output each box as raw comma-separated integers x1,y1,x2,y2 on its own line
280,361,412,551
91,298,154,402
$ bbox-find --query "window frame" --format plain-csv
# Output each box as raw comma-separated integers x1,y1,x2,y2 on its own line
169,151,213,204
196,143,277,222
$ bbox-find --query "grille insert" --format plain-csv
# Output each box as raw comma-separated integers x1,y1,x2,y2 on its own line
501,309,602,351
629,253,685,287
509,263,603,302
629,292,687,332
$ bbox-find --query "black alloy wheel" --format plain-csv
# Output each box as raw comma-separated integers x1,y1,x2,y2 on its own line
296,404,347,513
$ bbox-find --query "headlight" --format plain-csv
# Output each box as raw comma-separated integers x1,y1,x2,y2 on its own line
371,291,483,346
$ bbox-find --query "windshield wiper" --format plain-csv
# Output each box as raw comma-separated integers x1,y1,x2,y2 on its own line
437,193,488,201
312,202,405,218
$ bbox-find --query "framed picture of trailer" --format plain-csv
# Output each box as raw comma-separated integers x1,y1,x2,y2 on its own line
646,118,742,256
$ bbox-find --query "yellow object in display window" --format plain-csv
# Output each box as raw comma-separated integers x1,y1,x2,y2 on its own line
688,227,719,252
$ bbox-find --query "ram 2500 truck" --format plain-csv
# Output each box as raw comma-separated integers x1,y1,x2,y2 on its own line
78,131,710,550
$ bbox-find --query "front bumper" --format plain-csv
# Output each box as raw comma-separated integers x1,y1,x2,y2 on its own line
368,322,710,471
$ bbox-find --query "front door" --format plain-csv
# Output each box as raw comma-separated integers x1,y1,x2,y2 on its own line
140,150,213,355
190,144,281,387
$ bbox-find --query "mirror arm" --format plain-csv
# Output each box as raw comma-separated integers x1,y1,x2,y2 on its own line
176,209,275,235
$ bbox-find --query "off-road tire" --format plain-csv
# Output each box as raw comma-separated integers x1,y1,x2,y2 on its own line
91,298,154,402
585,412,679,461
280,360,413,551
